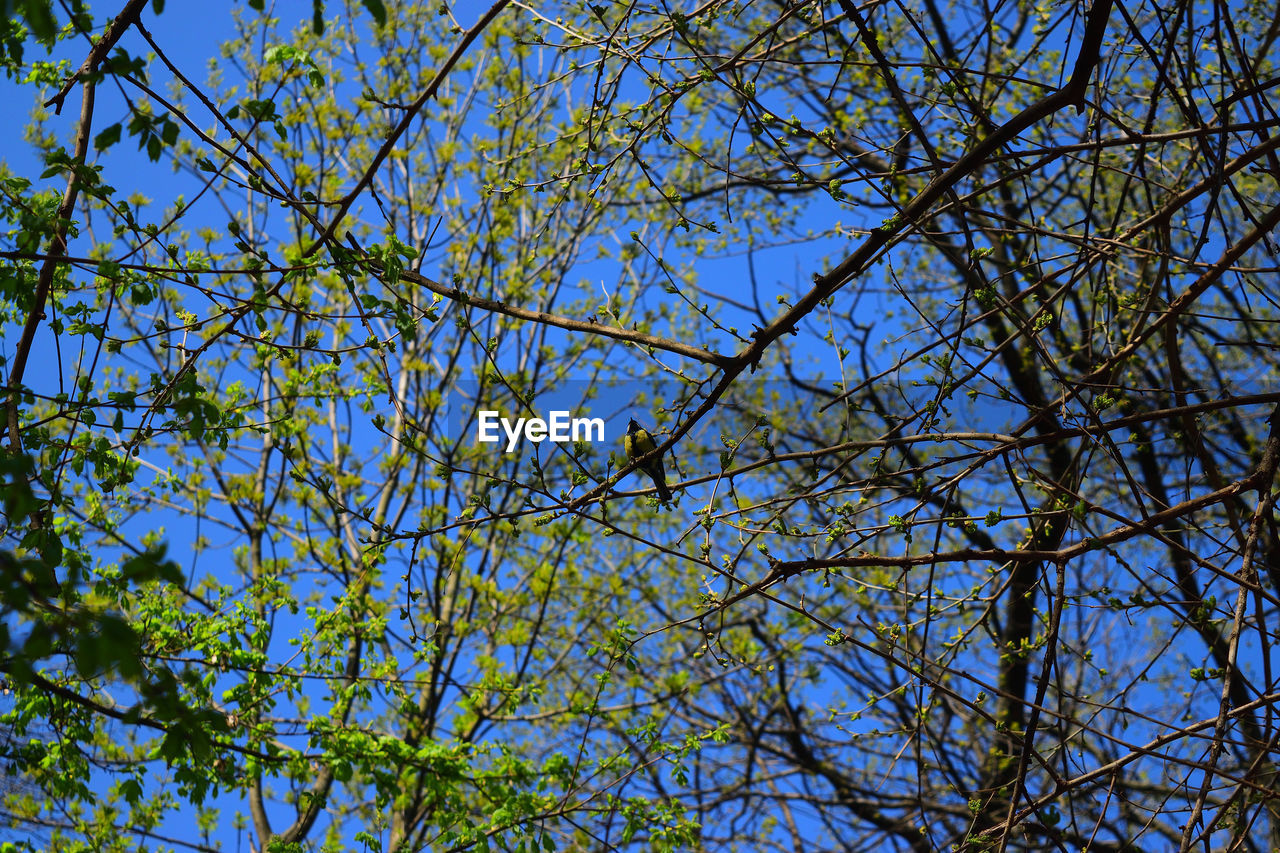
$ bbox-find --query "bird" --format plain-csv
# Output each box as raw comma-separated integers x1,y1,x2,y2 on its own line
624,418,672,502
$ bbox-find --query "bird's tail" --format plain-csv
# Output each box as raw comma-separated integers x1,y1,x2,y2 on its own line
654,479,672,502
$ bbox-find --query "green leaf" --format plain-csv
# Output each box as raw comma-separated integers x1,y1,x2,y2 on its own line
22,621,54,662
18,0,57,43
94,122,122,150
119,777,144,805
360,0,386,27
120,546,183,585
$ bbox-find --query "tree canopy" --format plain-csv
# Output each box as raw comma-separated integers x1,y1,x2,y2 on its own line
2,0,1280,850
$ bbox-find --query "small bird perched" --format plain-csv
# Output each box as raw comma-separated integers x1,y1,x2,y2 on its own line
624,418,671,502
